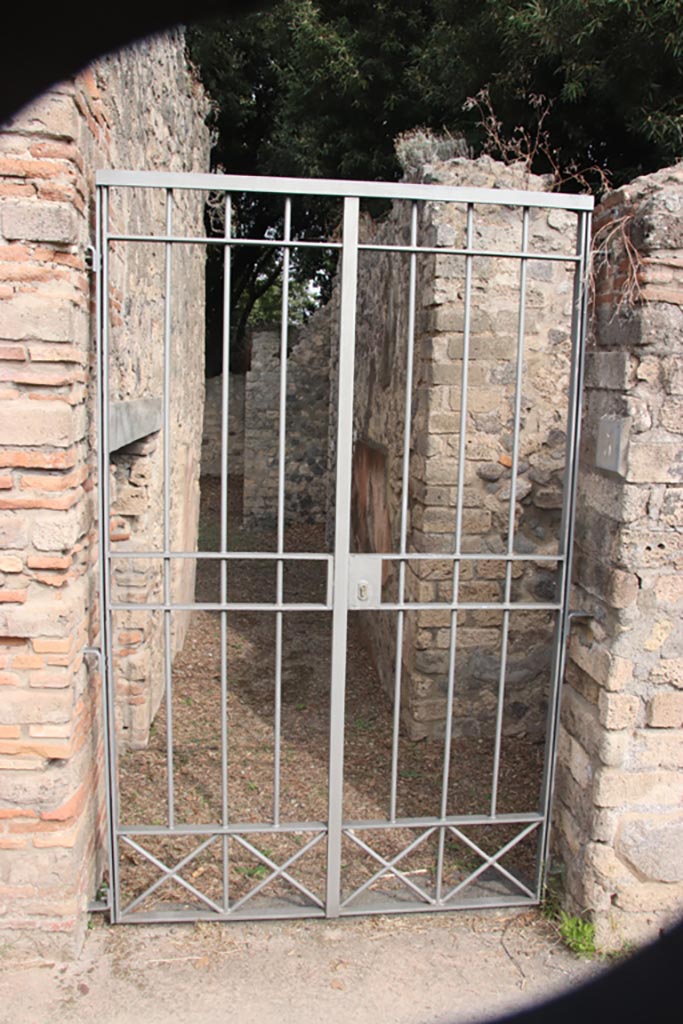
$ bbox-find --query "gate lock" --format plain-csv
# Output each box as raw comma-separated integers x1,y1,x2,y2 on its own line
347,555,383,609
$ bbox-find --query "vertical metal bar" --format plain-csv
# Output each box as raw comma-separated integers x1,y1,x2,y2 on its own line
220,193,232,909
537,208,592,892
326,196,360,916
436,203,474,901
98,185,121,921
162,189,175,829
274,198,291,827
389,202,418,822
490,207,529,817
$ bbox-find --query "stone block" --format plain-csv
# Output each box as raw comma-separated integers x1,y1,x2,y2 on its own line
0,400,74,448
584,350,638,391
650,658,683,689
0,293,77,343
660,488,683,528
0,514,28,550
613,880,683,913
632,729,683,769
5,93,79,139
0,688,73,726
31,504,87,551
661,355,683,395
594,767,683,807
647,691,683,727
1,201,78,245
643,620,674,652
626,442,683,484
654,575,683,605
598,692,640,730
660,396,683,434
615,814,683,882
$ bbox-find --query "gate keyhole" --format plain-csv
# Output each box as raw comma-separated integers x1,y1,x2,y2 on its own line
357,581,370,602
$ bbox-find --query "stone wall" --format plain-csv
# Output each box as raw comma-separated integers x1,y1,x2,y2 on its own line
243,320,332,527
347,156,578,740
554,163,683,950
201,373,245,478
0,31,209,954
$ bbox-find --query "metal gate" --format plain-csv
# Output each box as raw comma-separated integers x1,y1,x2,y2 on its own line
95,170,592,923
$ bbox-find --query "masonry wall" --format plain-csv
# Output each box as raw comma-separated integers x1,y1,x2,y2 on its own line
201,373,245,478
555,163,683,950
0,32,209,954
243,321,332,527
346,156,578,740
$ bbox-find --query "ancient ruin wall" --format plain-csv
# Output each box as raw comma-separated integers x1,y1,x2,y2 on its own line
201,373,245,478
242,320,332,527
351,156,578,741
0,32,209,954
554,163,683,950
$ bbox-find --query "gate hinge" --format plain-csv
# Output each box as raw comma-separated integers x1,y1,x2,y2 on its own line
85,245,100,273
567,609,592,624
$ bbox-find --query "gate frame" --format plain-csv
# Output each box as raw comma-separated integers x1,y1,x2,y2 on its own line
94,170,593,923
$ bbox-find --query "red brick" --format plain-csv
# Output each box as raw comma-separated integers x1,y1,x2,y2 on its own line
11,654,44,670
0,836,28,849
0,265,56,284
32,636,72,654
110,517,131,542
27,344,85,365
0,591,27,604
0,244,31,262
33,826,78,849
41,783,86,822
28,141,85,173
33,572,70,588
0,490,81,511
0,737,70,758
118,630,143,646
0,448,77,469
0,725,20,738
0,476,12,489
0,157,74,180
29,669,71,688
27,554,72,570
0,807,37,819
0,364,83,386
0,183,35,198
20,467,86,492
640,285,683,305
0,345,27,360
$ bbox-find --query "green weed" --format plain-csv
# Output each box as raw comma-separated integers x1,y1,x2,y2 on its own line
557,911,597,959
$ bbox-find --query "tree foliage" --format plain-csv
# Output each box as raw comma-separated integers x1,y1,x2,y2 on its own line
188,0,683,367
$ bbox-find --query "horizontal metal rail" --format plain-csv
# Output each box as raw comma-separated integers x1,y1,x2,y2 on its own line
118,811,542,837
96,169,594,210
103,231,579,263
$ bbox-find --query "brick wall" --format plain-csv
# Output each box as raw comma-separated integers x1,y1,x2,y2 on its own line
555,162,683,949
0,31,209,954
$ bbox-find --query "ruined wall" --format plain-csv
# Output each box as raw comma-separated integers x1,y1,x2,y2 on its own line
0,31,209,953
243,320,332,527
105,152,207,748
555,163,683,950
350,156,578,741
201,373,245,478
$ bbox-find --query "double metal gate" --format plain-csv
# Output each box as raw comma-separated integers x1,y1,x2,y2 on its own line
95,170,592,923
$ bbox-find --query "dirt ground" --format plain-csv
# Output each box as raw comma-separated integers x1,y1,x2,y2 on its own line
0,908,605,1024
